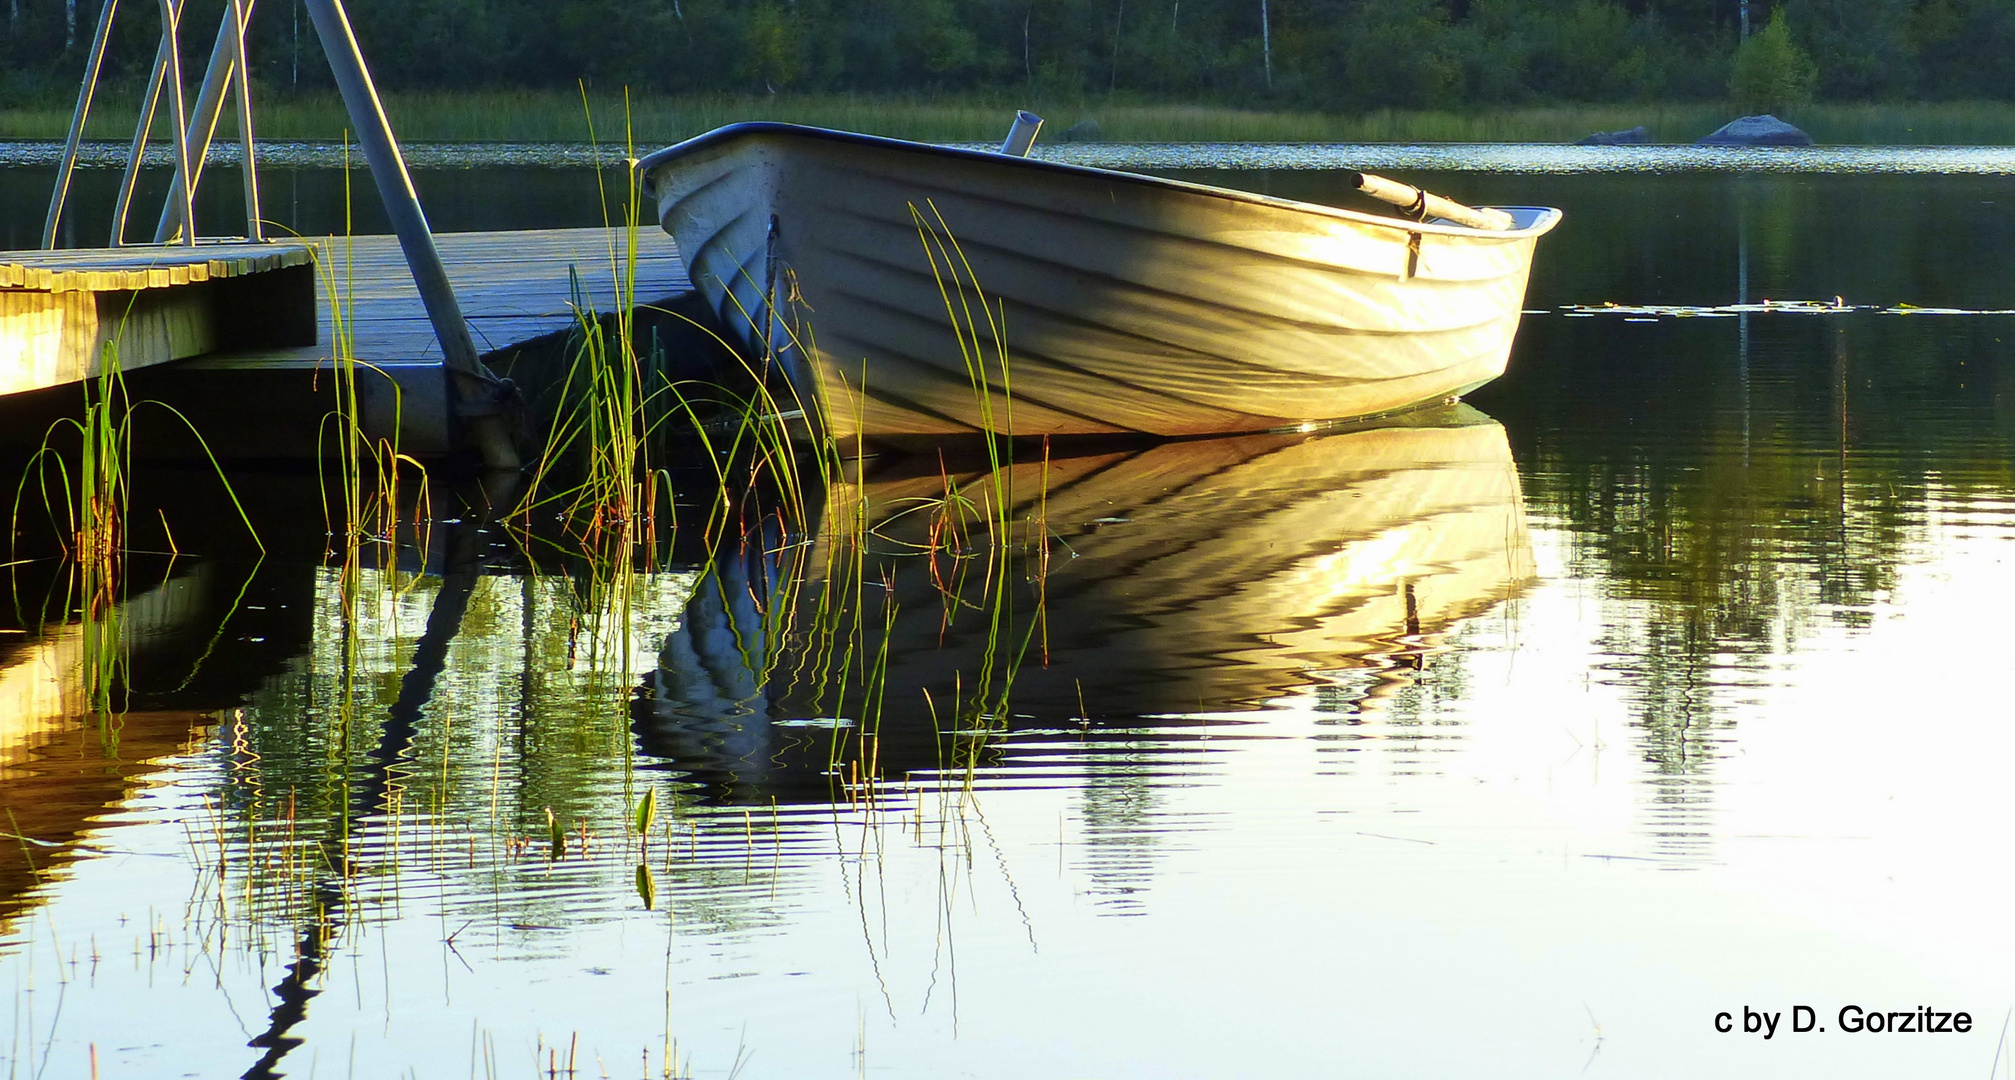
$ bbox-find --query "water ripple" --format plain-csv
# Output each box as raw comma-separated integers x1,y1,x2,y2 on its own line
1024,142,2015,175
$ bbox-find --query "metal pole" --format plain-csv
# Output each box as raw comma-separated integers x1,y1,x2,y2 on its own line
158,0,199,246
154,2,258,243
301,0,520,470
230,0,262,239
43,0,119,250
110,24,172,247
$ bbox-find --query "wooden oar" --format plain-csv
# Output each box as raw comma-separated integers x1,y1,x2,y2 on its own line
1351,172,1516,231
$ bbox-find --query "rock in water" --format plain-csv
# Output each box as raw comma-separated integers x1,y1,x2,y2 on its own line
1696,115,1813,146
1576,126,1652,146
1062,118,1104,142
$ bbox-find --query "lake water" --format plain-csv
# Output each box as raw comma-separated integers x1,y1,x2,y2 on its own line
3,144,2014,1079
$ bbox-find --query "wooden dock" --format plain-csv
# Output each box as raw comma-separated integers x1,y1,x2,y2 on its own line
0,242,317,397
1,228,698,458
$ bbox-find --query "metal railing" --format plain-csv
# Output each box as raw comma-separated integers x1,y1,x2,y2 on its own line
39,0,519,470
42,0,264,249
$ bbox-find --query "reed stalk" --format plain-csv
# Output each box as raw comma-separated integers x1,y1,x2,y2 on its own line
10,334,262,736
312,141,431,612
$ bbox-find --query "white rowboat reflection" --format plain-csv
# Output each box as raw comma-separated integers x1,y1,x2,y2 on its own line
638,406,1535,799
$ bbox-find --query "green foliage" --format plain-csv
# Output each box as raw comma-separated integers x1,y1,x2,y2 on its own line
6,0,2015,113
1911,0,2015,100
1731,10,1819,114
1785,0,1912,100
738,3,813,90
1456,0,1684,105
14,86,2015,145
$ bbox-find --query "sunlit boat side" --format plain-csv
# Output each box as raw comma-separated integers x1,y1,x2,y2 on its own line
637,123,1561,446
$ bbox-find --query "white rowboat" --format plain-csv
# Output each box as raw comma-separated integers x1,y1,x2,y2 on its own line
637,123,1560,446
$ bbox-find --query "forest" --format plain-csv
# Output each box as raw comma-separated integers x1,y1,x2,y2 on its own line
4,0,2015,112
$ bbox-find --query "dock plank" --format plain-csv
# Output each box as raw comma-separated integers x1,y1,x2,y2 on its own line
0,242,314,292
258,227,689,363
5,226,698,458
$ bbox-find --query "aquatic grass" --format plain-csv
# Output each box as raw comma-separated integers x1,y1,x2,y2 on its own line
509,111,1047,819
506,89,725,880
514,89,682,668
903,199,1045,763
306,183,432,596
8,340,263,729
274,147,465,986
518,95,660,562
655,201,1057,802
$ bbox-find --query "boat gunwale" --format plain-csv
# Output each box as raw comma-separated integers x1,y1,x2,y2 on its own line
636,122,1562,241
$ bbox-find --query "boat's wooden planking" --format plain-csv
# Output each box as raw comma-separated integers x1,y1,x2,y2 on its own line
647,126,1558,443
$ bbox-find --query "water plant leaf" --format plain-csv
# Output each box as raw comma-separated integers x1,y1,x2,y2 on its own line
547,807,566,859
635,863,656,909
634,786,657,837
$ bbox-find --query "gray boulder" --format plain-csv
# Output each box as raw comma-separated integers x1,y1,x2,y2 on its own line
1061,118,1103,142
1577,125,1652,146
1696,114,1813,146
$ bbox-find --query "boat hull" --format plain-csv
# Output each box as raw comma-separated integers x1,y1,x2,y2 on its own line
640,124,1560,444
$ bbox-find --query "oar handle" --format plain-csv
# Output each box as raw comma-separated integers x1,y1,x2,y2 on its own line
1352,172,1516,231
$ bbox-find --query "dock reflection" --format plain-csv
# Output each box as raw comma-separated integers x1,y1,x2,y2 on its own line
0,572,226,937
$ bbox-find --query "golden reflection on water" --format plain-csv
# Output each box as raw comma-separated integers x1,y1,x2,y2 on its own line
638,404,1534,798
0,579,215,938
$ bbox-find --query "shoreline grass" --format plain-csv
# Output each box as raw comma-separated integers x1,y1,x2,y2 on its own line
5,91,2015,146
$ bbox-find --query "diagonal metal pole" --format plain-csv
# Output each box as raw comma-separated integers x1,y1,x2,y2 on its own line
110,13,173,248
43,0,119,250
153,10,234,241
300,0,520,469
230,0,262,239
158,0,199,246
154,1,256,242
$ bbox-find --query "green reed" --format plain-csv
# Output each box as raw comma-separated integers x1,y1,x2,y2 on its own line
503,116,1051,819
10,341,261,726
667,197,1062,803
659,201,1053,805
311,147,432,609
906,200,1039,755
510,88,697,892
294,142,445,913
517,89,666,614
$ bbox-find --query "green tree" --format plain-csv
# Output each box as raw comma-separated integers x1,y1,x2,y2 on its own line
739,2,811,90
1911,0,2015,100
1785,0,1914,99
1729,8,1817,113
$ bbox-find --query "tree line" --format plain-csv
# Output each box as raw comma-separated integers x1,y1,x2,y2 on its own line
6,0,2015,109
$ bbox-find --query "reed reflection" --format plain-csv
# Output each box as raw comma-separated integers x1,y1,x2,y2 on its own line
636,404,1536,803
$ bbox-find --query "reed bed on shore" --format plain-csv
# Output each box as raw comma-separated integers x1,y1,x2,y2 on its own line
10,92,2015,145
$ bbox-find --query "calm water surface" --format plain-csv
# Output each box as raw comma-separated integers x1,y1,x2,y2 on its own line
3,146,2013,1078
